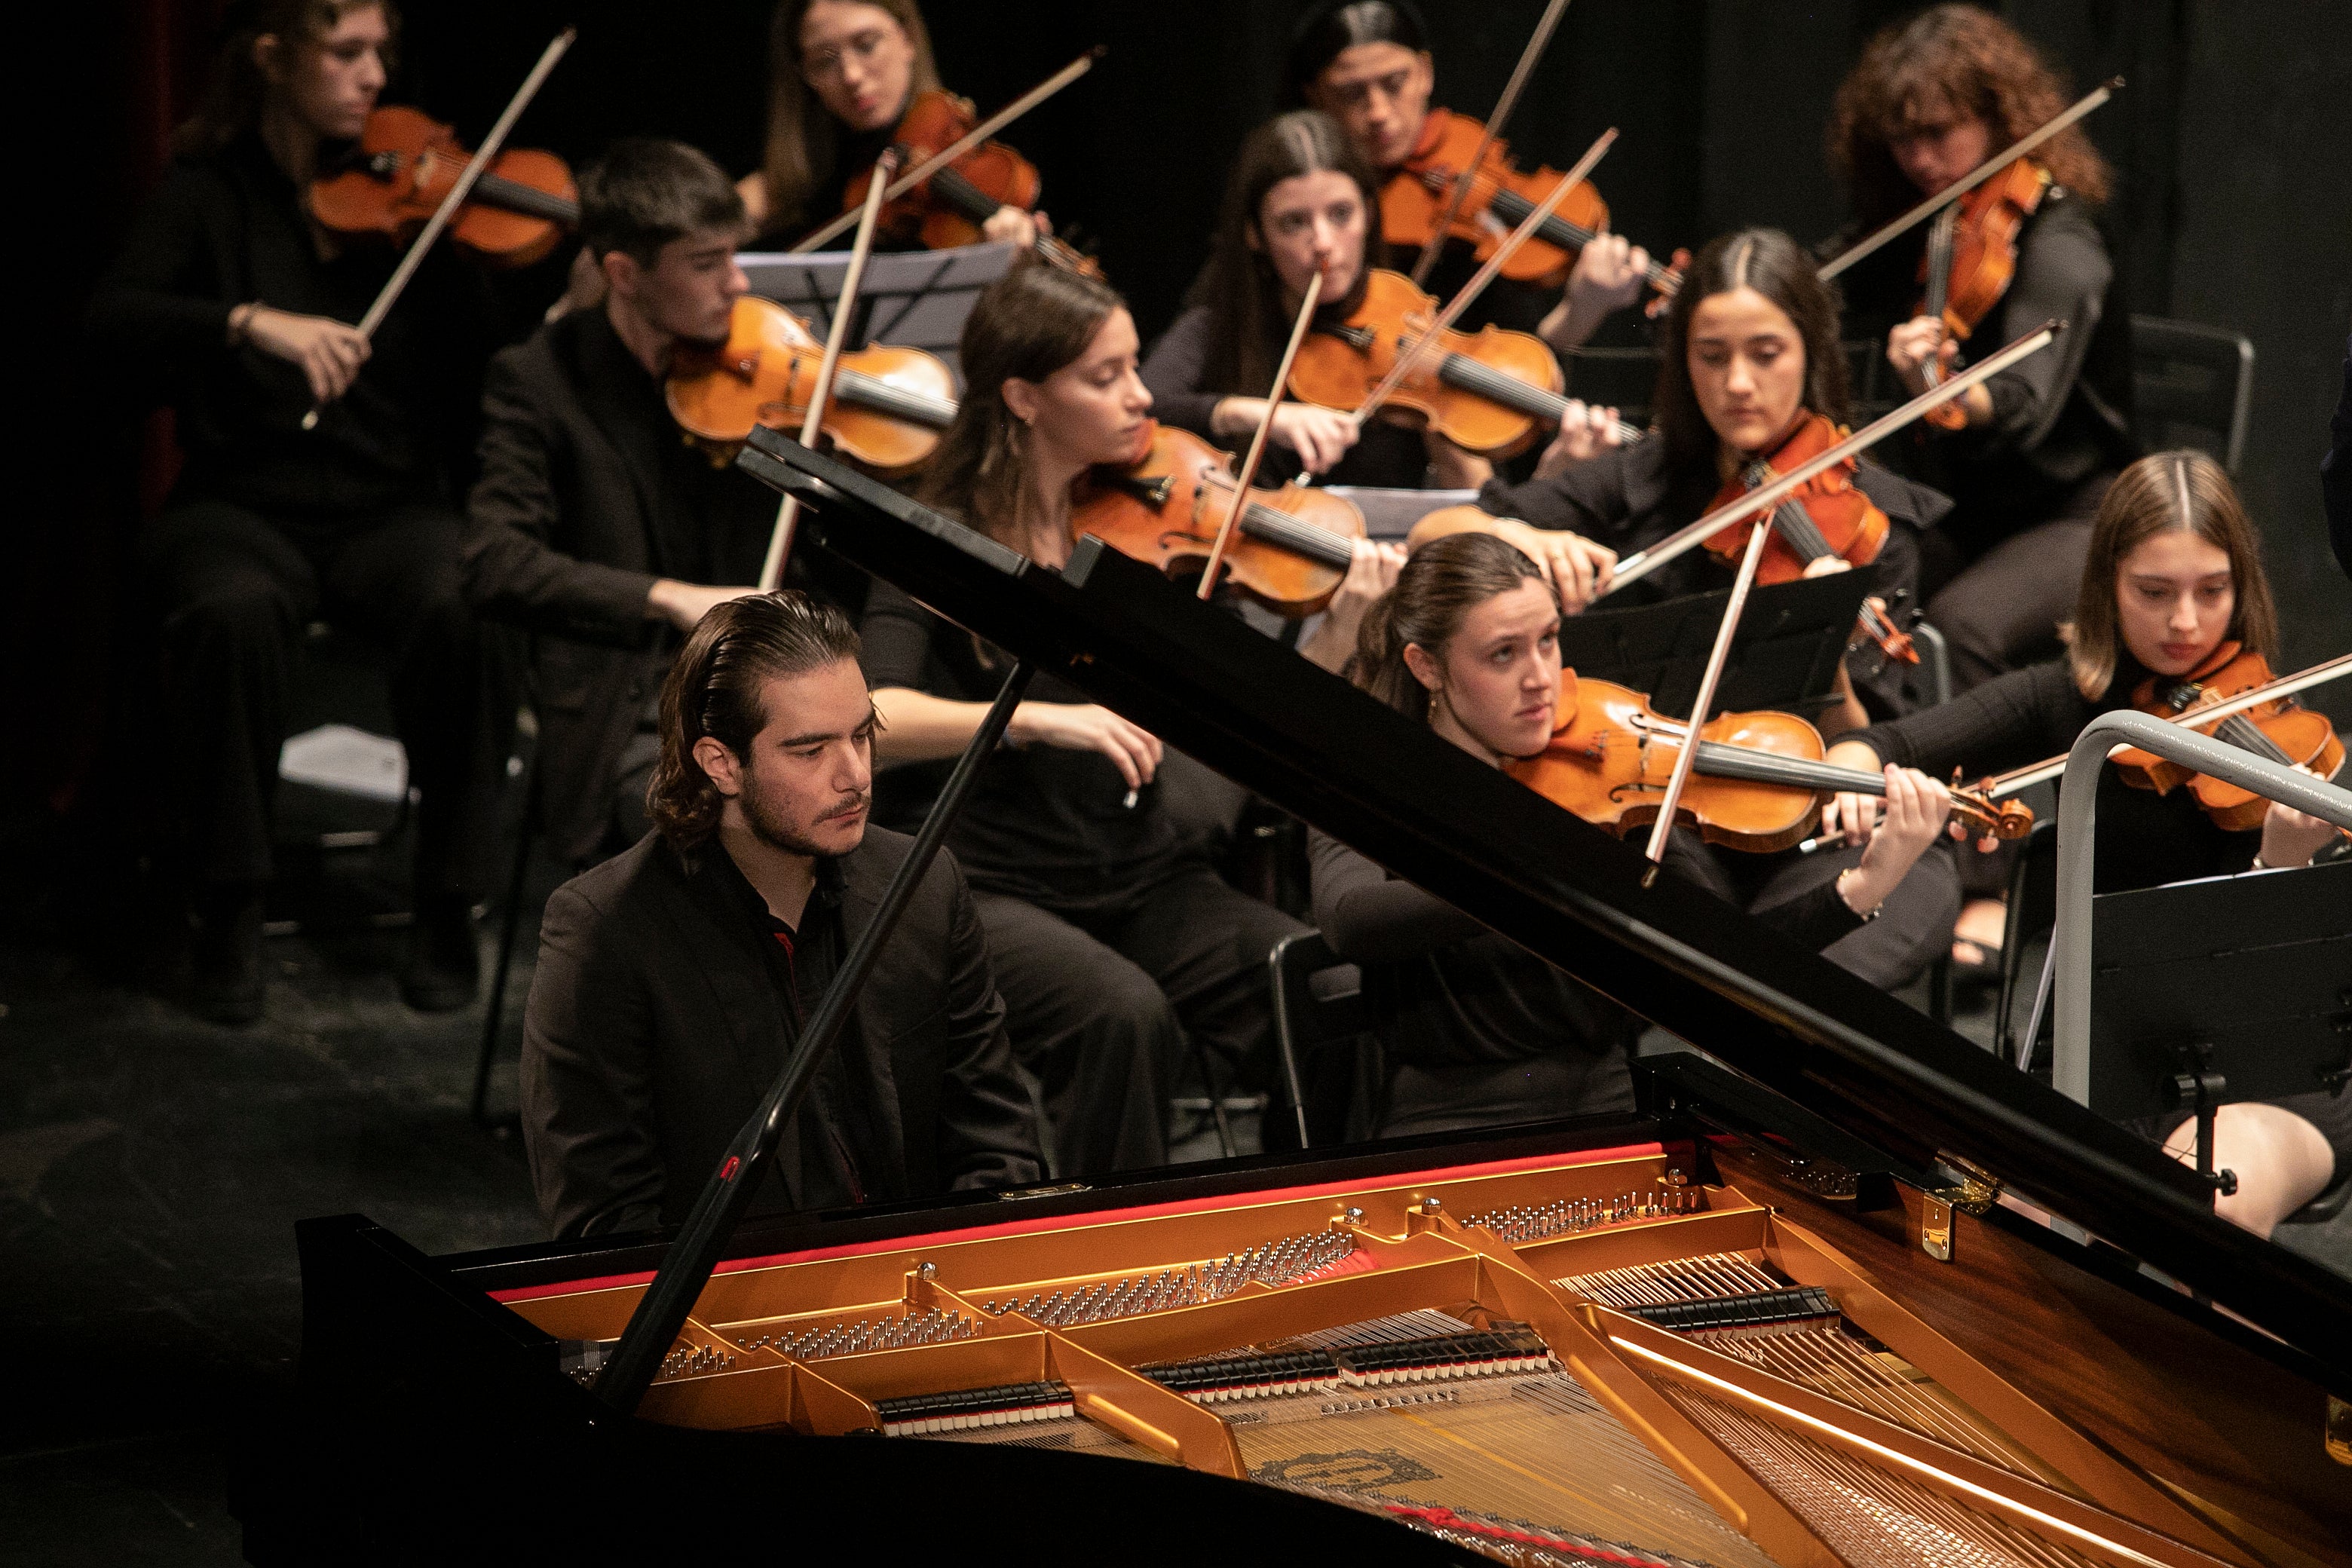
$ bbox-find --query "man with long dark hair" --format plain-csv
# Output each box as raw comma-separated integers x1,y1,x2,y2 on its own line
519,591,1040,1240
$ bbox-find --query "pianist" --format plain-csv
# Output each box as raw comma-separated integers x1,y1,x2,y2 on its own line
519,592,1043,1238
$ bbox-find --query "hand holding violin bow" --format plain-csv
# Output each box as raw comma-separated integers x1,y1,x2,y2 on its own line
299,28,576,430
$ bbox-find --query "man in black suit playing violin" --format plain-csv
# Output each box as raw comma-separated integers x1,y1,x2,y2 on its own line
463,137,850,868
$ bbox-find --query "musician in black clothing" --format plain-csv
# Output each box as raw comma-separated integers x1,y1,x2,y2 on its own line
737,0,1045,250
89,0,507,1024
521,593,1041,1239
1416,228,1943,724
1141,109,1550,495
463,138,840,868
1824,451,2350,1236
1314,533,1959,1135
862,262,1306,1177
1283,0,1655,351
1826,5,2138,691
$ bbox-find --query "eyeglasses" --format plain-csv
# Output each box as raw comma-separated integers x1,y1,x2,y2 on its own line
802,28,894,82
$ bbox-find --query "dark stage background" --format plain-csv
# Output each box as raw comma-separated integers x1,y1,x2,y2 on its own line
11,0,2350,830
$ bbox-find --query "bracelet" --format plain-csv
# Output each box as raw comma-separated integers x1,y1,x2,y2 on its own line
1835,868,1883,921
226,301,262,348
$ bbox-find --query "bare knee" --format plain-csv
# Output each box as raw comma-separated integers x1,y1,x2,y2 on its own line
2163,1104,2335,1238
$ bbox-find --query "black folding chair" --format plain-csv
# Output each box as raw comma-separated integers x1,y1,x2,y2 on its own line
2130,315,2255,476
1560,344,1660,430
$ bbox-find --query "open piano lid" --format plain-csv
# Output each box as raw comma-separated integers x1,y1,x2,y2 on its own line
737,430,2350,1380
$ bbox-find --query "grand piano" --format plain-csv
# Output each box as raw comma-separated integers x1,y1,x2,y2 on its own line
232,438,2352,1566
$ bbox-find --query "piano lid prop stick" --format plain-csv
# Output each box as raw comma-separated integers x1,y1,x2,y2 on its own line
1640,511,1775,868
1195,270,1322,602
1353,127,1618,430
1818,78,2121,281
1605,320,2061,592
760,147,900,592
302,27,576,430
1407,0,1573,288
595,657,1037,1413
789,48,1104,253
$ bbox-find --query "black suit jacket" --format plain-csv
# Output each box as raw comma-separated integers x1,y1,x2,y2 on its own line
461,308,773,863
519,826,1044,1239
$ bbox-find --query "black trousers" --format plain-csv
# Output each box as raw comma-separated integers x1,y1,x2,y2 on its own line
972,866,1304,1178
1922,509,2100,693
140,498,508,898
1667,832,1961,991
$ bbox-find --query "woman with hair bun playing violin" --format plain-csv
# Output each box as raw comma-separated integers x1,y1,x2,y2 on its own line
89,0,507,1025
1823,451,2350,1235
1826,4,2137,692
740,0,1045,251
1312,531,1960,1135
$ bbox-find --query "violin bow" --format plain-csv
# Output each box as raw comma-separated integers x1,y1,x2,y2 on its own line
301,27,576,430
1985,651,2352,798
1818,77,2121,282
789,48,1104,254
1355,127,1617,430
759,148,900,590
1604,319,2064,592
1196,272,1324,601
1407,0,1573,289
1638,505,1777,868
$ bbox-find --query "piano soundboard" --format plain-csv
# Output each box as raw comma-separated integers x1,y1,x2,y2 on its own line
496,1144,2248,1568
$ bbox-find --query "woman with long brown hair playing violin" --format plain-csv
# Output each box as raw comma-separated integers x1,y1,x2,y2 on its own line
738,0,1044,250
1413,229,1941,690
856,262,1318,1178
1314,531,1958,1135
1410,228,1963,990
1826,4,2137,691
1141,110,1563,492
89,0,507,1024
1283,0,1656,351
1821,451,2349,1235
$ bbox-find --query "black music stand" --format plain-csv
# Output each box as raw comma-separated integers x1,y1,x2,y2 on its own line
2086,857,2352,1193
737,240,1018,378
1556,568,1877,718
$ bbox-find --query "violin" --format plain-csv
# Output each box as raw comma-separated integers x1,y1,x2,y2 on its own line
1071,424,1370,618
1915,158,2049,428
1384,109,1683,301
666,296,958,476
844,89,1099,276
1506,674,2032,852
1287,269,1606,458
2111,642,2346,831
1851,595,1918,667
1701,412,1891,583
311,105,577,267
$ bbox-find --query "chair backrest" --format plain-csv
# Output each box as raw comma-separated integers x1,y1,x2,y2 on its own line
1842,338,1903,424
2130,314,2255,476
1560,345,1661,428
1268,930,1374,1148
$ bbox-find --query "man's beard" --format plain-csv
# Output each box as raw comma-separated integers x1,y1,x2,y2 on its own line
740,787,868,859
